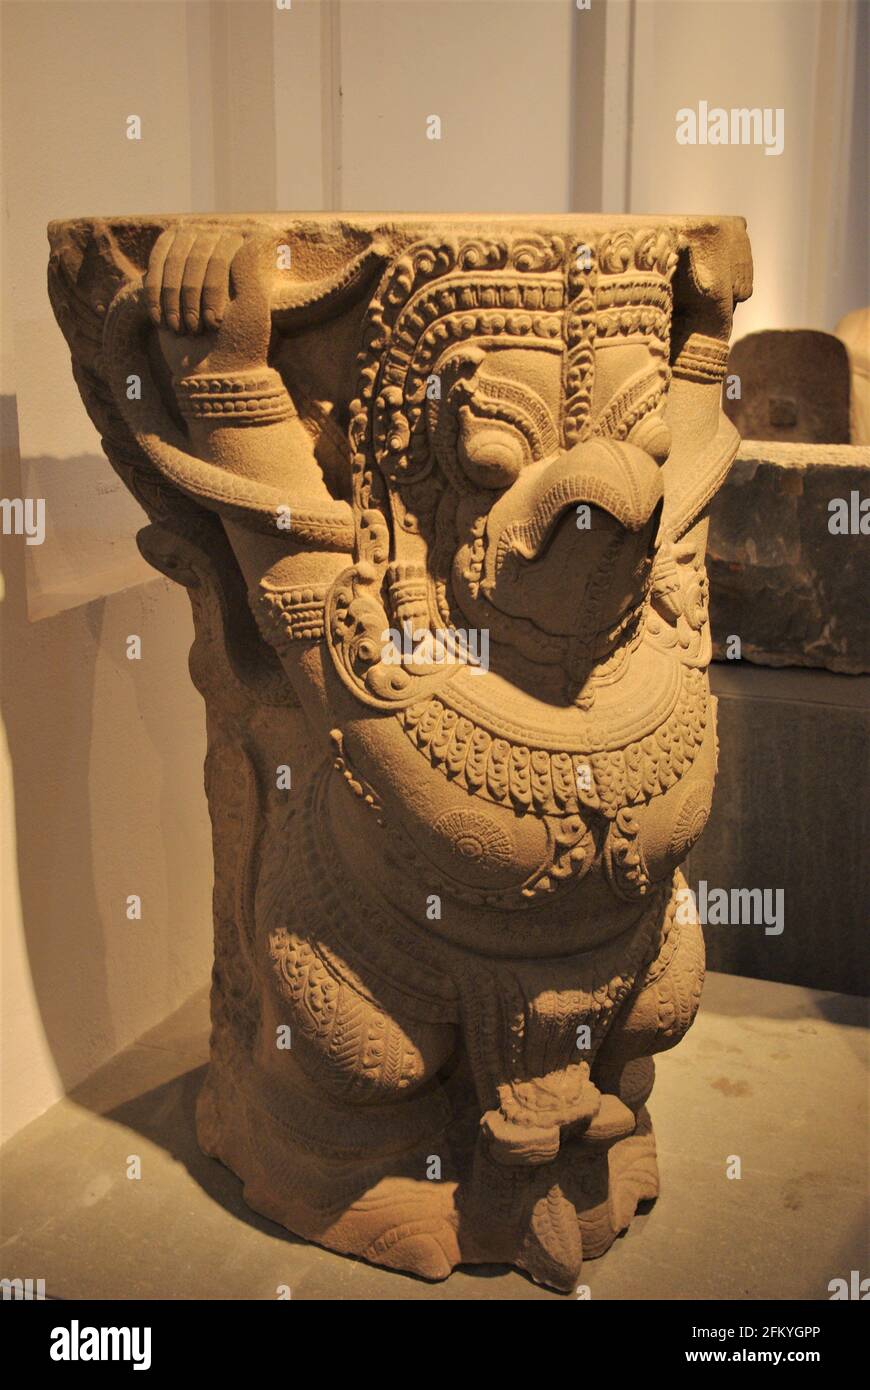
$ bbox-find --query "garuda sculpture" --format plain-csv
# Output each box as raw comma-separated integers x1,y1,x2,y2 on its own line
49,213,752,1291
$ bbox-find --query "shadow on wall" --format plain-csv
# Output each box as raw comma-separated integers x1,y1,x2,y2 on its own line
0,394,213,1140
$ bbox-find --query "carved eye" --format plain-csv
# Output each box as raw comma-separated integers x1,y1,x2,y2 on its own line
457,408,526,489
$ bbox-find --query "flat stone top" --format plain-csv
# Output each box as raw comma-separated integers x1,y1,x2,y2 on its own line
47,214,752,287
737,441,870,469
49,211,748,233
47,212,753,310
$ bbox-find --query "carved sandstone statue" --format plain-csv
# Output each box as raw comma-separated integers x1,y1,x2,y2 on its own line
49,214,752,1291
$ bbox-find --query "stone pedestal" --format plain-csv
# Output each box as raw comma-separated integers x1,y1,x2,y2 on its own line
708,441,870,674
686,662,870,996
49,213,752,1291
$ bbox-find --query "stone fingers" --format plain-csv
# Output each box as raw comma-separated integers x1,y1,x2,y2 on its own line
201,232,245,329
143,226,245,333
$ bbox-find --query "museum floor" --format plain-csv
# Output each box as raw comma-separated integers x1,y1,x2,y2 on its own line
1,971,866,1301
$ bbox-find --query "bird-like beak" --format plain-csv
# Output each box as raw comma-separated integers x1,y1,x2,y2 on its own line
480,439,663,644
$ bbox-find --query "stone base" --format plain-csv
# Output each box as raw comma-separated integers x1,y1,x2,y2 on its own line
196,1061,658,1293
687,662,870,995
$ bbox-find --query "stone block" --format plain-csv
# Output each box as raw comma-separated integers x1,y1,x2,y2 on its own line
724,329,850,443
687,663,870,995
708,441,870,673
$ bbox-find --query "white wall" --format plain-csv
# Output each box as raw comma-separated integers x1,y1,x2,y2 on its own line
339,0,577,211
615,0,868,336
1,0,211,1142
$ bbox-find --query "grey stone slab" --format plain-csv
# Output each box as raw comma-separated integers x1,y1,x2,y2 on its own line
687,663,870,995
1,973,866,1301
707,441,870,674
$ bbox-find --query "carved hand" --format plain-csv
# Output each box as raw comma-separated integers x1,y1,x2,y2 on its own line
144,225,277,380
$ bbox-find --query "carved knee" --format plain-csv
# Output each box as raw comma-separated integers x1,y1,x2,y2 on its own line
596,900,706,1068
261,927,456,1104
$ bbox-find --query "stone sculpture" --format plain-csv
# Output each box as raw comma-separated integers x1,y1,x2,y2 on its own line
724,328,850,444
49,213,752,1291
